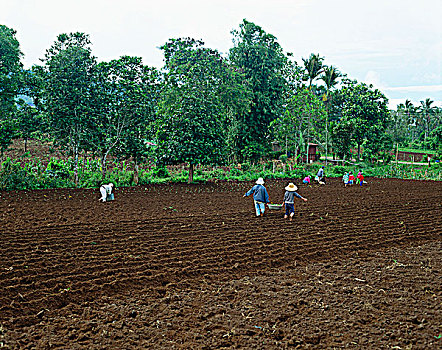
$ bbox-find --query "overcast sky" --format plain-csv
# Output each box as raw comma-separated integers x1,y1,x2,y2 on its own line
2,0,441,108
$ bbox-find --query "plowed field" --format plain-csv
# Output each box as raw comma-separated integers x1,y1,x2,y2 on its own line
1,178,441,349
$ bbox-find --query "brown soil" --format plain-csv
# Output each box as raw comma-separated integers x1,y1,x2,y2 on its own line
4,139,66,161
0,178,441,349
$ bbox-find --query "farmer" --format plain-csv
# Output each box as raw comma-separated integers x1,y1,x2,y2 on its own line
99,183,114,202
348,171,355,185
282,183,307,221
315,166,326,185
357,171,364,186
342,172,349,187
243,177,270,217
302,175,311,185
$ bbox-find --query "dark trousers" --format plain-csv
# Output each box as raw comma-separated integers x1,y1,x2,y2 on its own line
285,203,295,216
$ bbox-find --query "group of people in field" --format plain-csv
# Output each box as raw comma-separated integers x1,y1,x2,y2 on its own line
98,166,366,224
342,170,365,187
243,177,308,221
243,166,367,221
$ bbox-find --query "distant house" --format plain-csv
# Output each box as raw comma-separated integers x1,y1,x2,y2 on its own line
271,141,319,163
302,143,319,163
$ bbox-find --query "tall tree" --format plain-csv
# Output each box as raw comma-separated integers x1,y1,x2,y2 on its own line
402,99,418,142
417,98,436,143
230,20,287,161
0,25,23,118
157,38,230,183
90,56,159,182
331,79,390,161
40,32,96,186
0,25,23,156
301,53,326,160
15,101,41,152
302,53,324,90
320,65,341,163
271,88,326,162
330,120,354,161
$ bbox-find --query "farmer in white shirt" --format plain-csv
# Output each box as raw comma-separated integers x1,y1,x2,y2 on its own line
99,183,114,202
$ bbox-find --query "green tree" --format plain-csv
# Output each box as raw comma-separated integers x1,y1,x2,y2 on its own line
428,125,442,155
0,25,23,118
90,56,159,182
330,120,354,161
230,20,287,161
15,101,41,152
89,57,138,179
40,32,96,186
417,98,436,143
388,108,408,151
0,118,17,158
320,65,341,164
331,79,390,161
363,125,394,164
157,38,229,183
302,53,324,90
403,99,417,142
272,88,326,163
0,25,24,156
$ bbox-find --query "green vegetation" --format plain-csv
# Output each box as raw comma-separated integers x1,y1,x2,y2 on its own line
1,21,441,189
1,156,440,191
398,147,435,154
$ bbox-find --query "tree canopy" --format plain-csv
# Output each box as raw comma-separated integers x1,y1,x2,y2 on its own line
2,19,440,180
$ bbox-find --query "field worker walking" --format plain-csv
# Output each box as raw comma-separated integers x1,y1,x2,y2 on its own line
342,172,349,187
243,177,270,217
99,183,114,202
282,183,307,221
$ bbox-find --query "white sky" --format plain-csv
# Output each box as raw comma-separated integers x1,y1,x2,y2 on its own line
2,0,441,109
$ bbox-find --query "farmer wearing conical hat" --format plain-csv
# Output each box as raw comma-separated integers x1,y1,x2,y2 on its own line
243,177,270,217
282,182,307,221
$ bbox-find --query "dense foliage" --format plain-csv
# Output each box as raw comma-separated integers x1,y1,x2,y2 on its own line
0,21,441,188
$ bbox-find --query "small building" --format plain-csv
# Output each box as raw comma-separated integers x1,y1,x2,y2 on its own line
272,142,319,163
302,143,319,163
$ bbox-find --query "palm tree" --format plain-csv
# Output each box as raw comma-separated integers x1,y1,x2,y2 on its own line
320,65,341,164
403,99,416,142
302,53,324,90
302,53,324,162
417,98,436,143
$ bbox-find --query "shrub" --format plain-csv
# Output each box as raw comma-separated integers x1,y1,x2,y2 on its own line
46,158,70,179
329,165,346,176
152,166,169,178
0,158,37,190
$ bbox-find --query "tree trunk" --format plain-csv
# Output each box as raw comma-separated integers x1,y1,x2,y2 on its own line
24,138,28,153
306,142,309,164
325,114,328,165
101,155,107,180
285,134,288,156
74,146,79,187
134,159,139,185
188,163,194,184
357,144,361,161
